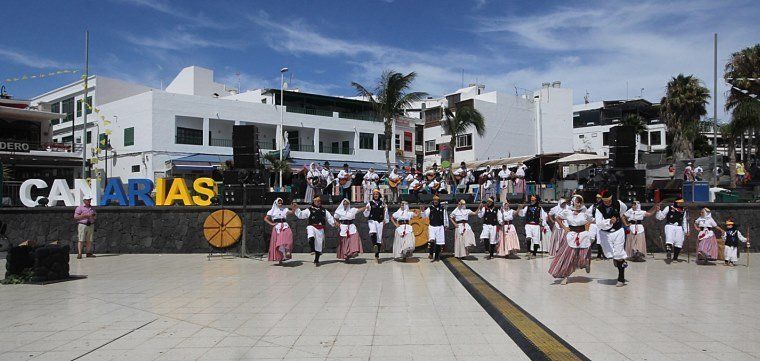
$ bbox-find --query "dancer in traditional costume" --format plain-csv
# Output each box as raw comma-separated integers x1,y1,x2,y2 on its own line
421,195,449,262
391,201,416,261
449,199,477,259
479,197,500,259
293,196,335,266
593,190,629,287
334,199,367,262
549,195,593,285
587,193,605,259
622,201,657,261
497,200,521,258
265,198,294,265
723,219,749,267
656,197,688,262
547,198,569,258
695,207,721,265
364,189,389,263
518,194,548,259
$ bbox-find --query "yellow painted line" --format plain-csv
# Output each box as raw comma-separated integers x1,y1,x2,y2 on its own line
444,257,588,361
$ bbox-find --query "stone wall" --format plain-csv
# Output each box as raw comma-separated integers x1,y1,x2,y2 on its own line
1,203,758,254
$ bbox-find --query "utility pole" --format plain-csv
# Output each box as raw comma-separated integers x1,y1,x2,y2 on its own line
713,33,718,185
81,30,90,179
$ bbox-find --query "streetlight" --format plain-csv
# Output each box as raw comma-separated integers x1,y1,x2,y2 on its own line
279,67,288,189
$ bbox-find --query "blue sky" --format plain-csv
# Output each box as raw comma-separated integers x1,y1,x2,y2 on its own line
1,0,758,121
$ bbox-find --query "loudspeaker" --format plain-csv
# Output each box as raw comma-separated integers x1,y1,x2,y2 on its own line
222,170,240,185
612,168,646,187
262,192,291,205
609,126,636,148
221,185,268,205
620,186,646,203
609,146,635,168
233,125,260,169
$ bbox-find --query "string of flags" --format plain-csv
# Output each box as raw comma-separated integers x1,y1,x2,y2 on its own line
79,77,113,165
3,69,80,83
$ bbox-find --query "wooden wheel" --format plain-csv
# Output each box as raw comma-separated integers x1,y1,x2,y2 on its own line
204,209,242,248
410,213,430,248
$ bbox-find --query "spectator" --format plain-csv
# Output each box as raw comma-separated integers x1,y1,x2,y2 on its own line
683,162,694,181
693,165,704,181
73,196,96,259
737,162,746,184
668,164,676,180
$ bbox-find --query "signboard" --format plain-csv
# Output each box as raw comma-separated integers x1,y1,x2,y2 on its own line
0,140,31,152
18,177,217,207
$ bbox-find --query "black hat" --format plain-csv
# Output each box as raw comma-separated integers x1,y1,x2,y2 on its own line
343,163,349,168
324,161,330,167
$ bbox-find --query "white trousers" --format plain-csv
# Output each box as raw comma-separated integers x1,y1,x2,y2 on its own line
598,228,627,260
368,220,384,244
306,225,325,252
525,224,542,246
664,224,685,248
429,225,446,245
725,245,739,263
480,224,499,244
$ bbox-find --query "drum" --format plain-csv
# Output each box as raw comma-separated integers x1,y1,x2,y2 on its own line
203,209,242,248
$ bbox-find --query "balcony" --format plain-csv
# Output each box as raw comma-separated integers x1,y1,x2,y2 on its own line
322,146,354,155
209,138,233,147
290,144,315,152
176,134,203,145
286,106,333,118
338,113,381,122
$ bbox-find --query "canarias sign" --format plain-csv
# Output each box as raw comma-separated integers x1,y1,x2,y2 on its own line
19,177,217,207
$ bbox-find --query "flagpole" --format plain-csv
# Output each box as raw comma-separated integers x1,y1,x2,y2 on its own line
81,30,89,178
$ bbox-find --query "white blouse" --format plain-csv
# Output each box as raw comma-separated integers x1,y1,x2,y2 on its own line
450,207,472,222
695,215,718,239
334,206,360,236
266,207,290,232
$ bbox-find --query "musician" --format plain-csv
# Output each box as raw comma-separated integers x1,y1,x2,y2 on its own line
478,197,500,259
498,165,511,203
305,163,322,204
293,196,335,266
593,190,629,287
364,189,389,263
655,197,688,262
453,161,473,195
514,162,528,197
518,194,548,259
321,161,335,202
408,173,425,197
337,163,354,201
388,165,402,203
479,166,495,202
427,176,447,195
421,195,449,262
362,167,379,203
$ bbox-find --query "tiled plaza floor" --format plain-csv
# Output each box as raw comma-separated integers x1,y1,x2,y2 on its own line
0,252,758,361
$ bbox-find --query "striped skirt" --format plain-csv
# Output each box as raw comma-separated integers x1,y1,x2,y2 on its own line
548,234,590,279
268,227,294,262
625,232,647,256
697,234,718,260
549,226,566,256
338,233,363,260
497,225,521,256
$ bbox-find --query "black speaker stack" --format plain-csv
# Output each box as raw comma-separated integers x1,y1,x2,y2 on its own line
608,125,636,168
232,125,260,169
221,125,273,206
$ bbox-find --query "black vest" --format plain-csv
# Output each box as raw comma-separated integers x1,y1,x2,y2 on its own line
429,203,445,226
666,207,684,224
482,206,498,225
308,206,327,225
526,205,542,224
725,229,741,247
597,202,622,231
368,199,385,222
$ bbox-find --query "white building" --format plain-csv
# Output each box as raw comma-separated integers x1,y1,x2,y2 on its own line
572,99,666,157
420,82,574,166
32,66,401,182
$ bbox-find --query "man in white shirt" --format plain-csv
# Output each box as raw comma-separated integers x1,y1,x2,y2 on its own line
694,165,704,181
337,164,353,201
452,162,470,195
321,161,335,202
363,168,379,202
498,164,511,203
388,165,402,203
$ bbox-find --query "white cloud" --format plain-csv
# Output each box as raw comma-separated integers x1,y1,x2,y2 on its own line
0,48,71,69
112,0,231,29
121,30,244,51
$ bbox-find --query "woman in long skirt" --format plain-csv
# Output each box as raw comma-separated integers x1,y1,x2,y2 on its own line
622,201,657,261
391,201,416,261
547,198,568,257
497,201,521,258
265,198,294,265
549,195,593,285
695,207,722,264
333,199,368,262
449,199,477,259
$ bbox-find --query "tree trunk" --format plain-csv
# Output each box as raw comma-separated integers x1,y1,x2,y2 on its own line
449,136,456,165
673,131,694,160
729,136,737,189
384,119,392,173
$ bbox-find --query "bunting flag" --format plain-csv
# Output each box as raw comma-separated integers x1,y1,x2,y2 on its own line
3,69,80,83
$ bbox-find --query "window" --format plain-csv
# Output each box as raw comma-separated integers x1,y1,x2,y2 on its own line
640,131,649,145
578,134,585,139
131,165,140,173
62,135,74,143
456,134,473,149
602,132,610,146
342,140,350,154
359,132,374,150
62,97,74,122
76,96,93,117
319,141,323,153
331,141,339,153
404,132,413,152
378,134,387,151
50,102,61,125
650,131,662,146
124,127,134,146
176,127,203,145
288,131,299,149
425,140,437,153
85,131,92,144
395,134,401,149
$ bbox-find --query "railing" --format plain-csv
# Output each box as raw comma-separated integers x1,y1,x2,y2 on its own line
257,142,275,150
322,147,354,155
209,138,233,147
286,106,333,117
338,113,381,122
290,144,315,152
176,134,203,145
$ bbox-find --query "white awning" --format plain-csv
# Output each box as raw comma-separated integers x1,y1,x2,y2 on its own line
545,153,608,165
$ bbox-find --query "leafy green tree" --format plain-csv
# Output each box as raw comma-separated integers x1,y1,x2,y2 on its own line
442,106,486,163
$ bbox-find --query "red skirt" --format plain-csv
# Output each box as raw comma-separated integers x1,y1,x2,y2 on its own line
337,233,363,260
268,227,293,261
548,242,590,279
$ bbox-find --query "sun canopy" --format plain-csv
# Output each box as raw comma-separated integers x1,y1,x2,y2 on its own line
545,153,608,166
464,155,537,171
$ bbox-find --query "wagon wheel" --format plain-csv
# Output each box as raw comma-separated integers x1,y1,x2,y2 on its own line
410,213,430,248
204,209,242,248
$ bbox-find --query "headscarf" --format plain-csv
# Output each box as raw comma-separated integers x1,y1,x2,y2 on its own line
571,194,584,211
268,197,284,216
334,198,354,220
631,201,641,211
393,201,411,220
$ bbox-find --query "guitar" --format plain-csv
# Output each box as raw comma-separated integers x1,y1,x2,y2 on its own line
338,172,352,186
388,177,401,188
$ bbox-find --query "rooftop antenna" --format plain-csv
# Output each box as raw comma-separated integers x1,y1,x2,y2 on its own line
461,69,464,89
236,72,241,92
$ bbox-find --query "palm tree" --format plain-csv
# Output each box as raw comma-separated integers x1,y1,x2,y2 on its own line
724,44,760,157
352,71,428,171
660,74,710,160
442,106,486,163
619,114,647,152
719,122,739,188
263,153,291,186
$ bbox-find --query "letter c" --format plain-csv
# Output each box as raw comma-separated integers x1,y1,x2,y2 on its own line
20,179,48,207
